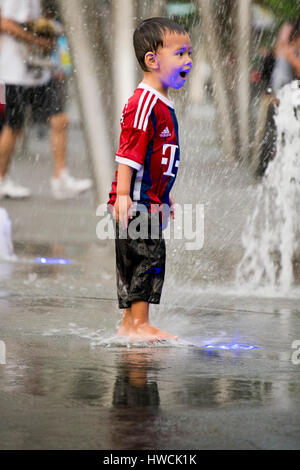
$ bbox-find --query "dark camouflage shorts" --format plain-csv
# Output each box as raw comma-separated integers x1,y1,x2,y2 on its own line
115,212,166,309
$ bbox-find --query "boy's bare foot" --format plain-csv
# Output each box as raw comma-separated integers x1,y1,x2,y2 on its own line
117,308,132,336
128,323,178,342
117,303,178,342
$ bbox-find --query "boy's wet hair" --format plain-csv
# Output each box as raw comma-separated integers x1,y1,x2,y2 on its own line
133,17,187,72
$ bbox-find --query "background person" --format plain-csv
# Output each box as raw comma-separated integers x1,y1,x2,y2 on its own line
256,18,300,177
270,20,300,94
0,0,92,199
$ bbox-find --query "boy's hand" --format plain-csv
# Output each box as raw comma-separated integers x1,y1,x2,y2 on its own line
114,194,133,229
169,193,175,219
114,163,134,228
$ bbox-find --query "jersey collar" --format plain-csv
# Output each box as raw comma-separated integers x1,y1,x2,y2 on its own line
137,82,174,109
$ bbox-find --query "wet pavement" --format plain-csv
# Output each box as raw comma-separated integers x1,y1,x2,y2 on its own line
0,96,300,450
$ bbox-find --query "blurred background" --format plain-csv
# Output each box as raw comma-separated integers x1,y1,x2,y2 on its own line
0,0,300,288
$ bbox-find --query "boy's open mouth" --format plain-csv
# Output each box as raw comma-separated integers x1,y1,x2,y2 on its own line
179,71,187,78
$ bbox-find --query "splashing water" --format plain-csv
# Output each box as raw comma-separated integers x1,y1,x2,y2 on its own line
236,81,300,293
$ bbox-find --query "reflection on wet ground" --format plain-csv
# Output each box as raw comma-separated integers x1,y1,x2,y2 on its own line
0,242,300,449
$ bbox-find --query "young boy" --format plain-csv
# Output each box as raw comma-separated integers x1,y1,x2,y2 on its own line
108,17,192,341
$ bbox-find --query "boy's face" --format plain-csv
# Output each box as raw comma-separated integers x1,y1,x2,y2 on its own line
155,32,192,90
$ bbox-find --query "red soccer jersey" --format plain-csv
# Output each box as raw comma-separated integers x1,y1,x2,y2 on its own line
108,83,180,211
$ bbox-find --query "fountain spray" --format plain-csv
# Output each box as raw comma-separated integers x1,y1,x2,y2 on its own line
236,80,300,293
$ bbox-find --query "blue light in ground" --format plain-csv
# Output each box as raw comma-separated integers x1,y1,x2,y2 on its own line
204,343,260,351
35,257,71,265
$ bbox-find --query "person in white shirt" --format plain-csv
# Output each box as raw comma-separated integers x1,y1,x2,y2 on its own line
0,0,92,199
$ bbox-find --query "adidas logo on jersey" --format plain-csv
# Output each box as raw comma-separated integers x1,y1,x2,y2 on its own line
159,127,172,138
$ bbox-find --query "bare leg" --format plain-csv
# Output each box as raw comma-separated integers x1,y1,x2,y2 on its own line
117,307,132,336
49,112,69,178
128,301,178,342
0,125,21,178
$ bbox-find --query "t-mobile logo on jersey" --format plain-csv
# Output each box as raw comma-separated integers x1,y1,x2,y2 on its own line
161,143,179,177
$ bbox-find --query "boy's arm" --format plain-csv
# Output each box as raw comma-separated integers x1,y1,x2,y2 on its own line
0,18,54,53
114,163,133,228
113,91,153,226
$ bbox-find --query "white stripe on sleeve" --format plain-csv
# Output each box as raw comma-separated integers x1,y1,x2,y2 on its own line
133,89,148,128
143,96,158,131
115,156,142,171
138,92,154,130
